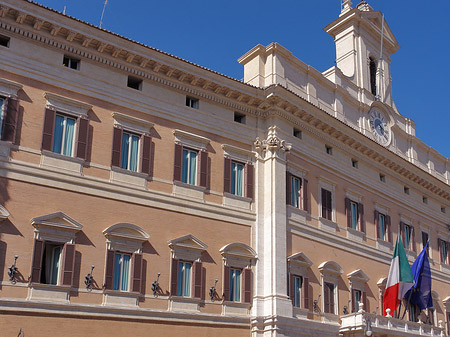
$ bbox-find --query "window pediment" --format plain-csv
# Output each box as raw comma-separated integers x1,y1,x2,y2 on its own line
103,223,149,254
0,204,10,220
173,129,210,151
288,252,313,268
222,144,255,164
112,112,154,135
443,296,450,310
169,234,207,261
31,212,83,243
0,78,22,98
347,269,370,283
377,277,387,289
44,92,91,117
220,242,256,269
318,261,343,276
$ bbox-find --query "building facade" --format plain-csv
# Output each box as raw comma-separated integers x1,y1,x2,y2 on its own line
0,1,449,336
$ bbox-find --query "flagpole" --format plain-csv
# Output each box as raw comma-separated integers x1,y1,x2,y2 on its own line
401,290,413,319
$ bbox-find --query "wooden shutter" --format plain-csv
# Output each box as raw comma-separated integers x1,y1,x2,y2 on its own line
2,97,18,142
362,291,368,312
359,203,365,233
104,249,115,290
111,127,122,167
345,197,351,228
141,135,152,175
246,163,254,199
375,210,380,239
321,189,327,219
76,117,89,160
131,253,143,293
329,283,335,314
324,283,330,313
286,172,292,205
223,265,230,301
302,179,308,212
400,222,405,246
351,289,356,312
193,261,203,299
386,215,392,242
223,158,231,194
173,144,182,182
170,258,179,296
302,277,309,310
61,243,76,286
30,239,44,283
199,151,208,188
243,268,252,304
42,108,55,151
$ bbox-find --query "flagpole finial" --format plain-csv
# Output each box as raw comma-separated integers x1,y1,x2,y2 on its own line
385,308,392,317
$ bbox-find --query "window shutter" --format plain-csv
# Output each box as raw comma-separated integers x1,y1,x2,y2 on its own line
302,277,309,310
223,158,231,194
386,215,392,242
411,226,416,252
42,108,55,151
170,258,179,296
302,179,308,212
104,249,115,290
329,284,335,314
400,222,405,246
288,272,294,304
223,265,230,301
359,203,365,233
173,144,182,182
321,189,327,219
324,283,330,313
351,289,356,312
286,172,292,205
61,243,76,286
243,268,252,304
199,151,208,188
326,191,332,220
345,197,351,228
111,127,122,167
246,163,254,199
131,253,143,293
30,239,44,283
193,261,203,299
141,135,152,175
2,97,19,143
76,117,89,160
375,210,380,239
438,239,442,262
363,291,368,312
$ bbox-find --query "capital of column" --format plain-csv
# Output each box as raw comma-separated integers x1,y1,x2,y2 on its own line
254,127,291,160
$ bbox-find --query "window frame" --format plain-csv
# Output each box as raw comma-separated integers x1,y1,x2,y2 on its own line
288,252,312,311
177,260,193,297
375,208,391,243
181,147,198,185
345,196,364,232
229,267,242,302
186,96,199,109
400,222,415,252
120,130,141,172
318,261,343,316
113,252,132,292
52,113,77,157
321,188,333,221
62,55,80,70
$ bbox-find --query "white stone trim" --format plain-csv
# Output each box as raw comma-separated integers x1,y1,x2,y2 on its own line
222,193,252,210
103,223,149,254
347,269,369,292
173,129,210,151
222,144,255,164
110,167,148,188
40,150,84,174
102,290,139,308
27,283,71,303
220,242,256,269
344,189,362,203
0,204,10,220
374,203,389,215
0,78,22,97
112,111,154,135
288,252,313,276
31,212,83,243
399,214,413,225
44,92,91,117
169,234,207,261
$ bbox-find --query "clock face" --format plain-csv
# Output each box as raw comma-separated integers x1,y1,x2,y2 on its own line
369,109,390,146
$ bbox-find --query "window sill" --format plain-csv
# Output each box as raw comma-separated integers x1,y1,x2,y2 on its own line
440,263,450,273
346,227,365,242
0,140,12,158
319,217,337,233
321,312,339,323
376,239,393,252
41,150,84,174
222,301,251,316
102,289,139,307
293,306,309,319
110,166,148,187
169,296,201,312
27,282,71,303
223,192,252,210
173,181,205,201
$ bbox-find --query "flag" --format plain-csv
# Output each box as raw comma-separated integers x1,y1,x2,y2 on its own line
404,242,433,310
383,236,414,316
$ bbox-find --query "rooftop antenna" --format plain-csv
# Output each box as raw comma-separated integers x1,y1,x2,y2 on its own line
99,0,108,29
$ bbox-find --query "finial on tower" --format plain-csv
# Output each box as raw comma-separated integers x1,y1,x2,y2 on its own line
340,0,353,16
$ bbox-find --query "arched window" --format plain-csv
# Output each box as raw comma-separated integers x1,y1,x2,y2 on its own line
369,57,377,96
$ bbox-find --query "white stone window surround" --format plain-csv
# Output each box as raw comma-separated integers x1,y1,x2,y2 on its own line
0,78,22,157
419,223,432,260
400,215,415,255
27,212,83,303
102,223,150,307
347,269,370,312
428,291,440,326
44,92,91,118
318,260,343,317
345,189,365,242
288,252,313,317
112,112,154,136
0,204,10,221
375,203,392,252
377,277,387,316
437,232,450,273
318,177,337,231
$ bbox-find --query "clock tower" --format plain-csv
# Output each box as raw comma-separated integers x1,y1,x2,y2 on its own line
324,1,400,108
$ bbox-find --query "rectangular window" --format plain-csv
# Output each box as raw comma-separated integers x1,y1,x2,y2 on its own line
404,224,412,250
291,176,302,208
325,145,333,155
177,261,192,297
231,161,244,196
234,112,246,124
422,232,429,254
186,96,198,109
52,114,76,156
293,275,303,308
324,282,335,314
230,268,241,302
353,289,361,313
321,188,332,221
120,131,140,172
0,97,4,139
113,253,131,291
0,34,10,47
293,128,302,139
379,213,386,240
440,240,448,264
41,242,63,285
351,159,358,168
127,76,142,90
350,201,359,230
63,55,80,70
182,149,198,185
409,304,420,322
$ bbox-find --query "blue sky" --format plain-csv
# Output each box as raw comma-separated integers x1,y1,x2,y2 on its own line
35,0,450,159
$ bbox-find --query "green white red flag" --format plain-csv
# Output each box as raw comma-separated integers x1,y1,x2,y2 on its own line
382,236,414,316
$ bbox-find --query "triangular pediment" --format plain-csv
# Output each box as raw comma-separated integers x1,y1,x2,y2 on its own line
103,223,150,242
318,260,343,276
169,234,207,251
0,204,10,220
288,252,313,268
347,269,370,283
220,243,257,259
377,277,387,287
31,212,83,231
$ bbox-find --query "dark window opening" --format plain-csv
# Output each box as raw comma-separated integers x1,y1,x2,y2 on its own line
369,57,377,96
0,34,10,47
186,96,199,109
423,196,428,204
325,145,333,155
379,174,385,182
234,112,246,124
127,76,142,91
404,186,410,195
351,159,358,168
63,55,80,70
293,128,302,139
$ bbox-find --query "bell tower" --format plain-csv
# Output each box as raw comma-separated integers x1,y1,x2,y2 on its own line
324,1,400,107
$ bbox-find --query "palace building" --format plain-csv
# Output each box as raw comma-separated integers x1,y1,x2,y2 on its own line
0,1,449,336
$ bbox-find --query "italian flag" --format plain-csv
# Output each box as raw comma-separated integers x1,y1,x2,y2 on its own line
382,236,414,316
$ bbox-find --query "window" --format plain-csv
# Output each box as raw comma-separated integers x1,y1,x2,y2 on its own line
351,159,358,168
348,269,369,313
224,158,254,199
442,207,446,214
321,188,332,220
41,242,63,285
409,303,421,322
186,96,198,109
287,173,308,211
369,57,377,96
120,131,140,171
423,196,428,204
290,175,302,208
52,114,76,156
231,161,244,196
182,148,198,185
62,55,80,70
288,252,312,310
177,261,192,297
318,261,342,316
0,96,19,143
438,239,449,264
127,76,142,90
0,34,10,47
400,222,414,251
345,198,364,232
404,186,410,194
353,289,361,312
375,210,391,242
113,252,131,291
447,312,450,335
325,145,333,155
234,112,246,124
324,282,335,314
422,232,429,255
379,174,385,182
293,128,302,139
291,275,303,308
229,268,242,302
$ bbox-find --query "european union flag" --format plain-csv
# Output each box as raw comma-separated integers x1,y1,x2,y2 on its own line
404,242,433,310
